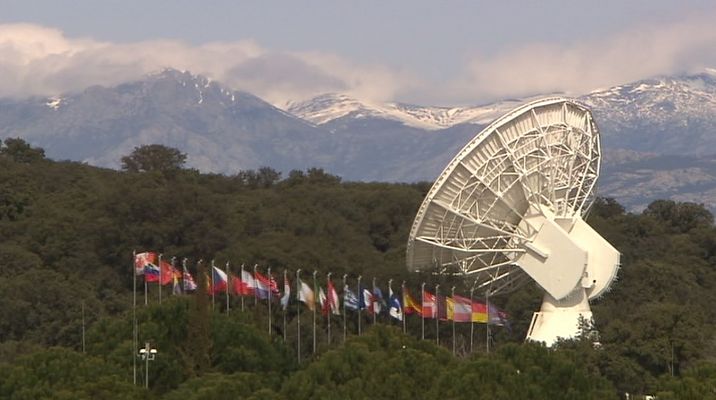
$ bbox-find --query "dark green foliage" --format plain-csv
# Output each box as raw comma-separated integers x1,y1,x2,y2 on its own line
0,138,45,164
2,144,716,398
121,144,187,173
0,348,144,399
281,325,453,400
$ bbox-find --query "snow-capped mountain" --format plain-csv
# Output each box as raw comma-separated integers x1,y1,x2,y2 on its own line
581,70,716,155
286,93,531,130
0,69,334,173
3,68,716,210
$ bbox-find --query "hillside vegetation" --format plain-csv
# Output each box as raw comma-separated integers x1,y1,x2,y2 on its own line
1,140,716,399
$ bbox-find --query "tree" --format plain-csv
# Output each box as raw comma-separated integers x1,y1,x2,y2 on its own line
120,144,187,173
0,138,45,163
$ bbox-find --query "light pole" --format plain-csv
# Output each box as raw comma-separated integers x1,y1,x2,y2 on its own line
138,342,157,389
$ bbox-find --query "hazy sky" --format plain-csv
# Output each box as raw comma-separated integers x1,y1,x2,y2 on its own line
1,0,715,105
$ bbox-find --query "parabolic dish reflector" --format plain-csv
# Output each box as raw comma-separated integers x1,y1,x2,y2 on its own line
407,97,615,299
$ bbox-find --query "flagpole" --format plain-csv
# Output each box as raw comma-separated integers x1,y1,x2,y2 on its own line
401,281,407,334
171,256,177,296
372,277,377,325
253,264,259,307
211,259,216,311
132,250,137,386
451,286,456,355
421,282,425,340
296,269,301,364
312,270,317,354
182,258,188,295
469,287,475,354
283,269,288,342
357,275,362,336
158,254,163,304
240,264,245,311
268,266,272,337
485,290,490,354
327,272,332,345
342,274,347,343
144,256,148,306
435,284,440,346
226,261,231,314
388,278,393,325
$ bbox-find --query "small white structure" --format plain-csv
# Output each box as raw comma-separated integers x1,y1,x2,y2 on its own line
406,97,620,346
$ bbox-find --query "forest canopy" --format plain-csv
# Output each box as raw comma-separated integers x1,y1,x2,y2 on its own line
1,139,715,399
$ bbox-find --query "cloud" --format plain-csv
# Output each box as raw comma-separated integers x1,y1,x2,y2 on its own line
440,12,716,104
0,23,408,104
2,15,716,107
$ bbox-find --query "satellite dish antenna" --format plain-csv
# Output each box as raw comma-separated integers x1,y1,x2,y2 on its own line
406,97,620,346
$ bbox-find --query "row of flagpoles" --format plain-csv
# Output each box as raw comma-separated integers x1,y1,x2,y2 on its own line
132,251,508,370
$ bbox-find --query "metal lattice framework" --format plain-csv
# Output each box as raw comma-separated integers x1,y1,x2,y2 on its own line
406,98,601,295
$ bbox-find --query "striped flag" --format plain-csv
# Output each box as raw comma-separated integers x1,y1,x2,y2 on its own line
403,288,422,316
343,286,359,311
448,295,472,322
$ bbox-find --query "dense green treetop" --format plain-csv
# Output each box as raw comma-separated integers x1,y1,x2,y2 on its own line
1,143,716,398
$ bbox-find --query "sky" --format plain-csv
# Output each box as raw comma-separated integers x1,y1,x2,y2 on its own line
1,0,716,106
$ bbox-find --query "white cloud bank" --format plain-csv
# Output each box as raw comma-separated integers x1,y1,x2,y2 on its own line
1,14,716,106
440,12,716,104
0,23,413,105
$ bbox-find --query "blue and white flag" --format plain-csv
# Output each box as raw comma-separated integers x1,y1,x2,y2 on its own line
373,287,387,315
344,285,359,311
388,287,403,321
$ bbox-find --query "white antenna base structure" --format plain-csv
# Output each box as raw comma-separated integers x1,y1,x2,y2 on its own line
405,98,620,348
525,288,592,346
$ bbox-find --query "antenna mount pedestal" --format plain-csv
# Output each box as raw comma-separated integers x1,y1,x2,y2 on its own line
525,288,593,346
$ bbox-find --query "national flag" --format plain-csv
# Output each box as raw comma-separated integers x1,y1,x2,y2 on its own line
326,279,340,315
448,295,472,322
318,287,328,315
437,294,448,321
280,275,291,310
344,285,359,311
471,301,488,323
373,287,387,315
212,266,228,294
298,279,315,311
359,287,374,314
233,269,256,296
136,252,160,281
422,290,436,319
182,267,197,292
134,252,156,276
172,272,182,295
388,287,403,321
269,274,280,297
254,270,272,300
160,260,180,286
488,303,509,327
403,288,422,316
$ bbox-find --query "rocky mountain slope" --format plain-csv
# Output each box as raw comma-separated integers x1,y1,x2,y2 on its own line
0,70,336,173
2,69,716,211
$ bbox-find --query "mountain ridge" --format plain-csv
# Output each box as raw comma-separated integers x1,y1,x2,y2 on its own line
2,68,716,210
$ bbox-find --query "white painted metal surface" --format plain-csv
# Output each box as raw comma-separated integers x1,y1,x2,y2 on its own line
406,97,620,346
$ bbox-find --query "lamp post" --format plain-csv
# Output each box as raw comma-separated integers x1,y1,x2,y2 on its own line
138,342,157,389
